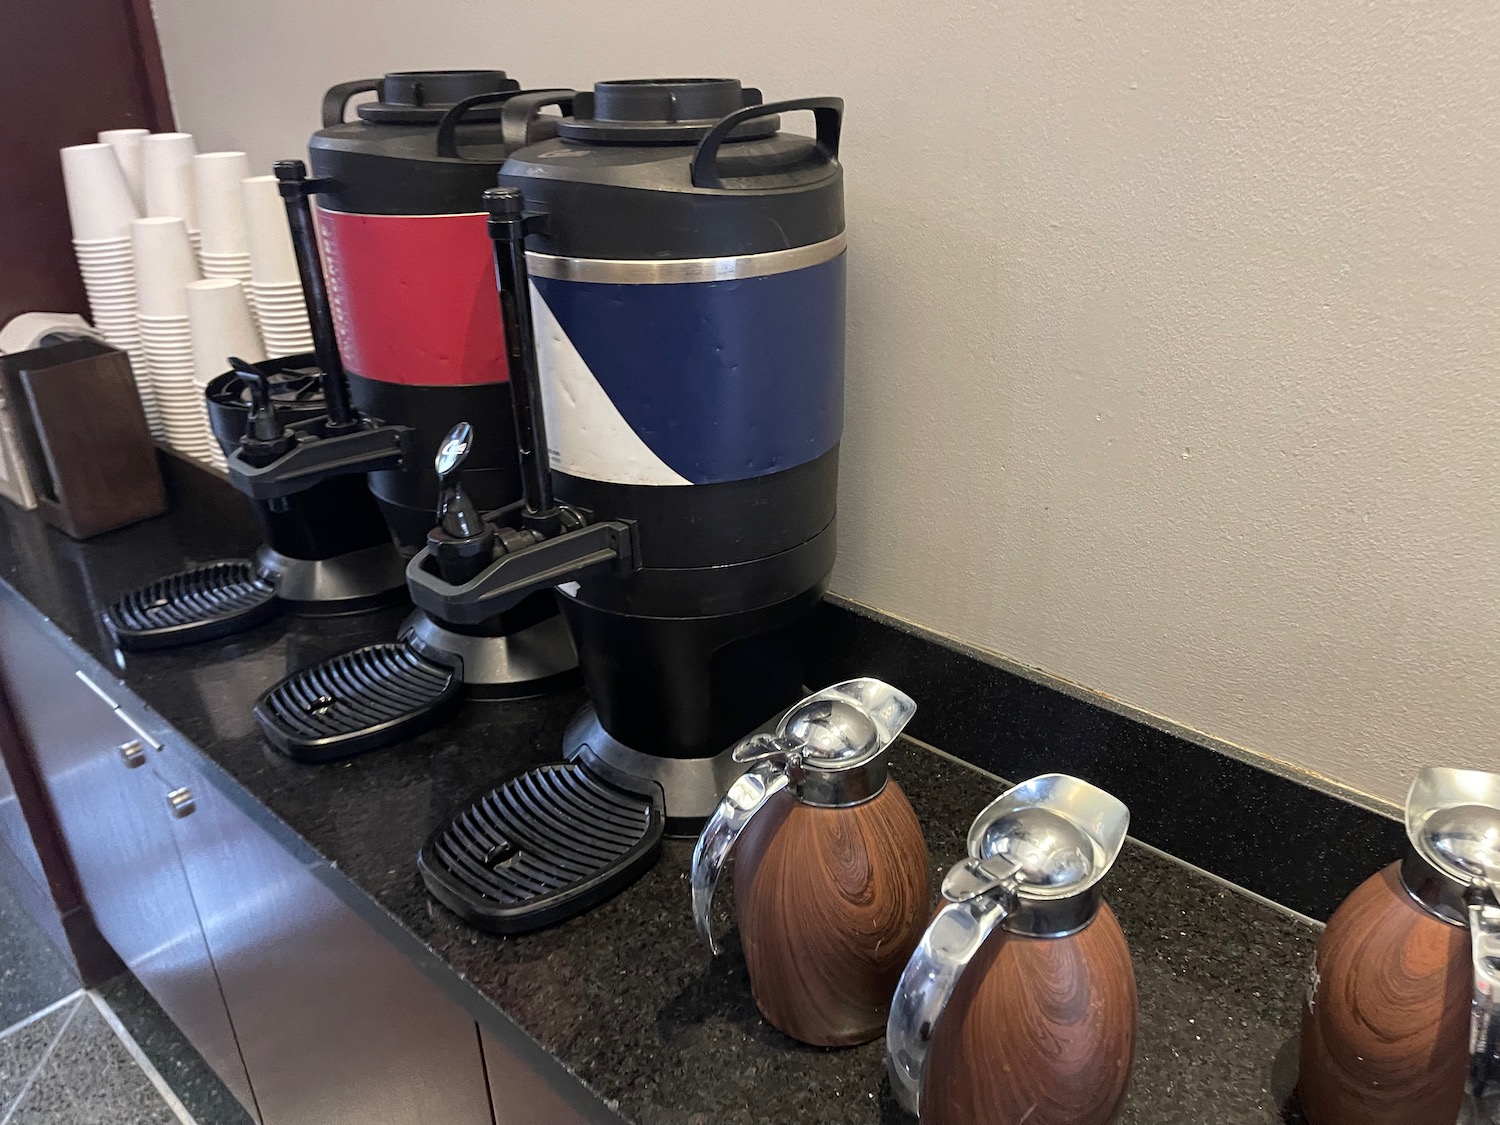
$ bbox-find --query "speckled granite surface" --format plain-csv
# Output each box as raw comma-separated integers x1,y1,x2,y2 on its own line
0,465,1325,1124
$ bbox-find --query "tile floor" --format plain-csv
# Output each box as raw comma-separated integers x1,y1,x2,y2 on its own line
0,872,250,1124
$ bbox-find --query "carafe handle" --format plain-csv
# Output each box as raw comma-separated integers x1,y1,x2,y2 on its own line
1464,897,1500,1124
886,870,1015,1115
690,763,790,955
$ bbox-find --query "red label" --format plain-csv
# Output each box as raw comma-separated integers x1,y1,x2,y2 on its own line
317,209,507,387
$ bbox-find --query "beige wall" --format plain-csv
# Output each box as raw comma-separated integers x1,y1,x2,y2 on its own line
150,0,1499,804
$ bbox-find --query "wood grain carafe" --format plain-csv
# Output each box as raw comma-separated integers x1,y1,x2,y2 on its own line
1296,767,1500,1125
923,903,1136,1125
886,774,1137,1124
691,679,929,1047
1298,864,1469,1125
734,782,928,1045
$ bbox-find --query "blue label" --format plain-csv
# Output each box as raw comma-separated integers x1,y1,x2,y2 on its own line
531,254,845,486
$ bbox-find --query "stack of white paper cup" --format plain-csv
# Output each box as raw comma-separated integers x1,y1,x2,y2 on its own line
187,278,264,470
59,143,153,431
134,217,208,460
195,153,252,293
241,176,313,355
143,133,200,254
97,128,148,211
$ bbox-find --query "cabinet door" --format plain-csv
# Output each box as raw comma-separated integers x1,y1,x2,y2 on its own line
163,751,492,1125
0,599,258,1118
481,1025,624,1125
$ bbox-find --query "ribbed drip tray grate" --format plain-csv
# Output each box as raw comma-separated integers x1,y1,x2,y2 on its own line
105,560,279,651
254,642,462,762
418,762,664,933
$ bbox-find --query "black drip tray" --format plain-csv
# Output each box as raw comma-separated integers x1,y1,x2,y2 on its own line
255,642,462,762
419,762,664,933
105,560,279,651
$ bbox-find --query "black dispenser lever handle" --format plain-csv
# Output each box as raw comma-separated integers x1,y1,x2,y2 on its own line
272,160,357,433
485,186,562,537
401,186,639,621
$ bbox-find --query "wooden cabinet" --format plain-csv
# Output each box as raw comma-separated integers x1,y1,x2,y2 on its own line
161,747,493,1125
0,596,257,1116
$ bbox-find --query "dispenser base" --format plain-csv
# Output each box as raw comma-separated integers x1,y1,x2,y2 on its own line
254,543,409,615
561,706,748,836
402,611,578,700
417,761,664,934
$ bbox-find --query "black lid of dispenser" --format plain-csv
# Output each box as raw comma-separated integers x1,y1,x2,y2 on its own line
499,77,844,258
341,70,521,125
310,71,573,215
556,78,779,144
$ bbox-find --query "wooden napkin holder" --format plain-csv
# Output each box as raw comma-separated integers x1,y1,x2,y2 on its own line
0,339,166,539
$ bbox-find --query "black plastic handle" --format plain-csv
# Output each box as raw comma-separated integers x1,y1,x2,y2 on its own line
434,89,574,159
321,79,381,127
690,96,844,190
500,90,576,152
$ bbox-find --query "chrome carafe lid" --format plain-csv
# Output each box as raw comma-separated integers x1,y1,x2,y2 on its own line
1404,768,1500,924
689,679,916,956
886,774,1129,1116
732,678,914,808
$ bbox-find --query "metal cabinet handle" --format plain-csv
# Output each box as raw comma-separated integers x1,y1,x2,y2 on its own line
118,740,147,768
166,788,196,819
113,708,162,751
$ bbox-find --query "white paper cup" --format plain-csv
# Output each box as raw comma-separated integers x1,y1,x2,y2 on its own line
60,143,141,240
74,238,134,257
132,217,201,317
97,128,148,210
186,278,264,382
241,175,301,284
194,152,252,255
142,133,198,226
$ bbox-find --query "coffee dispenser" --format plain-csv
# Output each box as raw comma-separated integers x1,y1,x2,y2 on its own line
886,774,1137,1125
1299,767,1500,1125
412,79,845,930
690,680,928,1046
227,72,582,758
104,365,406,653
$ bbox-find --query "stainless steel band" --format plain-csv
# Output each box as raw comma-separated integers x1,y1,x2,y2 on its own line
794,758,888,808
525,232,847,284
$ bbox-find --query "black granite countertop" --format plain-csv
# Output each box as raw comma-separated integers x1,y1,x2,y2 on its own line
0,465,1319,1125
